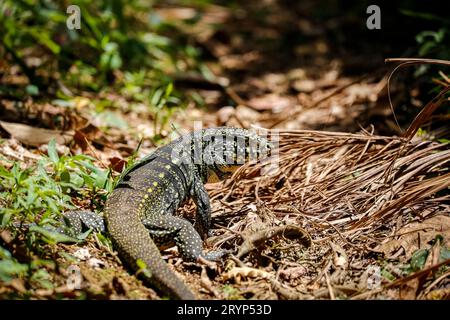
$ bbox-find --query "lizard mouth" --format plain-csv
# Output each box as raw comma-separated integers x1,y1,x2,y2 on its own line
220,164,241,174
206,170,222,183
214,164,241,181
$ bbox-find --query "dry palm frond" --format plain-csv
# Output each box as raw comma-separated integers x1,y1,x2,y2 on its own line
210,126,449,299
213,129,448,240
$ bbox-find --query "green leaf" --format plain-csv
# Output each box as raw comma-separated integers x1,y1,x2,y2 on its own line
69,172,84,188
100,41,122,71
58,252,79,263
76,229,93,241
95,233,113,251
150,88,164,106
31,269,54,289
401,10,449,23
52,99,75,108
110,52,122,70
381,268,396,281
60,170,70,183
410,249,429,271
440,247,450,261
1,211,13,227
26,183,37,206
0,260,29,282
47,139,59,164
96,111,128,129
28,28,61,54
25,85,39,96
165,82,173,98
0,246,12,260
30,259,55,270
136,259,152,278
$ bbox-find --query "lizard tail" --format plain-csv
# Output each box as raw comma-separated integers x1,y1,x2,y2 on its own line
104,189,196,300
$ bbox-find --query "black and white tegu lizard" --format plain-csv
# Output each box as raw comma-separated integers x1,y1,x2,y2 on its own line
64,127,272,300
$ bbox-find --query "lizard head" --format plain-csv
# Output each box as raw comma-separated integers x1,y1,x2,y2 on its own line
204,127,273,183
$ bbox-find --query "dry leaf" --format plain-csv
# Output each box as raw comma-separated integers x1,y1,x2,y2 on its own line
234,105,261,123
0,121,73,146
110,157,126,173
222,266,272,283
424,288,450,300
279,267,307,283
200,267,219,297
375,215,450,258
292,79,316,93
399,278,419,300
247,94,293,112
217,106,235,124
330,242,348,269
8,279,27,293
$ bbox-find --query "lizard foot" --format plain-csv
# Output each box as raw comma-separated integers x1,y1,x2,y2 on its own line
201,249,231,262
61,210,105,235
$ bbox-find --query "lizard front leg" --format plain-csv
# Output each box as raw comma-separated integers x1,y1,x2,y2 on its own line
190,172,212,240
142,215,226,262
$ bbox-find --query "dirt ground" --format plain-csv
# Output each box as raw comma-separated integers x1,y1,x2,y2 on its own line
0,2,449,300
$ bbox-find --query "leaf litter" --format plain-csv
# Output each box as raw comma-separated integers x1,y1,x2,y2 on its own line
0,3,449,300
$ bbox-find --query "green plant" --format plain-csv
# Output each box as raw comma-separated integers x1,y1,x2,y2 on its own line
148,82,181,140
416,29,447,57
0,0,203,95
0,140,113,241
0,246,29,283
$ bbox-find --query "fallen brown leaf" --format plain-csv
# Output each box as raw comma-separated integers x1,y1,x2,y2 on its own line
376,215,450,259
246,94,293,112
0,121,73,146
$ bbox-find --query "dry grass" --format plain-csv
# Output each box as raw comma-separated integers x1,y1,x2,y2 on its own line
197,61,450,300
205,128,449,299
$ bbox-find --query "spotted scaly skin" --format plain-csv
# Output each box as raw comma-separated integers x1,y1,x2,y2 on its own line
77,127,271,299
